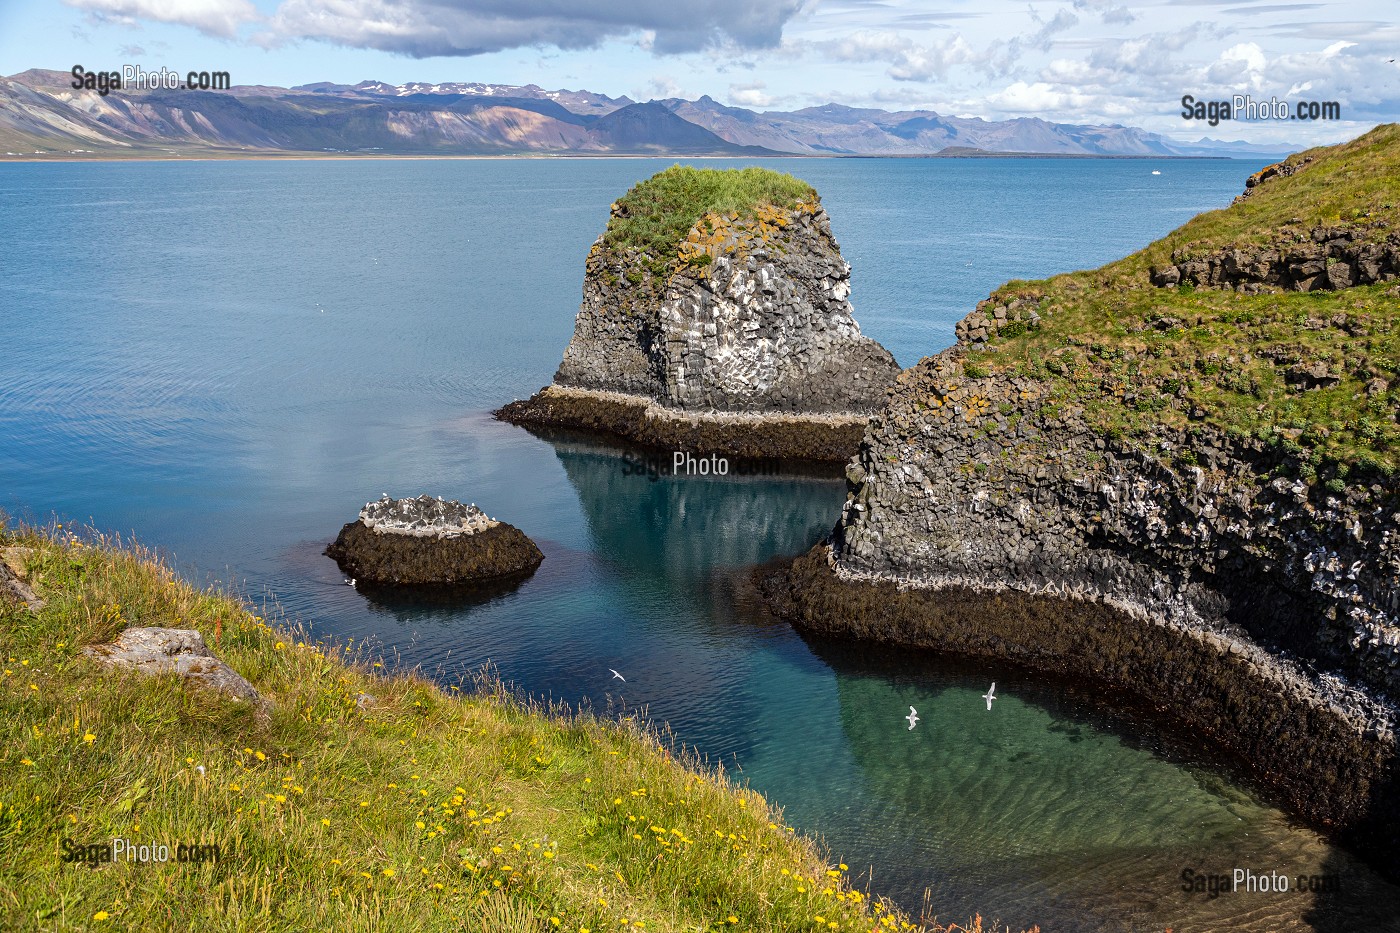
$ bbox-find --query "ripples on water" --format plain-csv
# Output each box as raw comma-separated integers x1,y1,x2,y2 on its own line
3,157,1398,930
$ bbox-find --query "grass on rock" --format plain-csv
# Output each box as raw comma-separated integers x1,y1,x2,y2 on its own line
601,165,817,273
0,522,1018,933
963,124,1400,481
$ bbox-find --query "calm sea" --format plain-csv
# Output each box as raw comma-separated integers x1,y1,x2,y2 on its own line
3,156,1397,930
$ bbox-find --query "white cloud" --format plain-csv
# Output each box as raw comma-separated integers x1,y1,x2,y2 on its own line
729,81,775,106
824,29,976,81
64,0,259,38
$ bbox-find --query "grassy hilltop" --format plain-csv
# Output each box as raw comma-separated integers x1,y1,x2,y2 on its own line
964,124,1400,481
0,522,992,933
600,166,818,280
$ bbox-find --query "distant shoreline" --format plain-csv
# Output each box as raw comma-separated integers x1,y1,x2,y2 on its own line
0,149,1248,164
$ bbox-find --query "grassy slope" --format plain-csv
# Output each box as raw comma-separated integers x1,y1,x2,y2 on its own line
0,524,971,933
969,124,1400,479
601,166,817,276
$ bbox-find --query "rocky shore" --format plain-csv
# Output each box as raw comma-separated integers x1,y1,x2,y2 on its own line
326,494,543,586
498,166,900,462
762,128,1400,866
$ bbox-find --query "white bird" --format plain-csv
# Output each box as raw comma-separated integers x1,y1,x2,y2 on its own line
609,669,626,682
983,682,997,711
346,578,356,587
1151,170,1161,175
905,706,919,730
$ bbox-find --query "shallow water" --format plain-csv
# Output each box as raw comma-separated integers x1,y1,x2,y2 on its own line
3,156,1398,930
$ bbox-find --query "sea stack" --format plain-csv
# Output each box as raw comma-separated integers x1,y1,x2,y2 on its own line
326,495,543,586
497,165,900,461
762,126,1400,865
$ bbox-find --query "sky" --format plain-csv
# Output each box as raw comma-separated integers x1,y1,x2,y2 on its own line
0,0,1395,146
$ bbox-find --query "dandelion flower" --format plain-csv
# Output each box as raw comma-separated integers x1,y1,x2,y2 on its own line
83,733,96,745
93,911,110,921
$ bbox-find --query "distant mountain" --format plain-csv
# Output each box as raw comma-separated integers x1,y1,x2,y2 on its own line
0,70,1292,159
659,96,1287,158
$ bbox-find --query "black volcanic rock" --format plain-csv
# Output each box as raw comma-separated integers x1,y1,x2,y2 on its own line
325,495,543,586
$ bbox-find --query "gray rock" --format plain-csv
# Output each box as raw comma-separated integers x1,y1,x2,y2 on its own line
84,627,265,705
0,549,44,612
553,199,899,415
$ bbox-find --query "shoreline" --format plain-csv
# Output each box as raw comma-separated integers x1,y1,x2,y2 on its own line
759,543,1400,878
496,383,875,463
0,150,1250,164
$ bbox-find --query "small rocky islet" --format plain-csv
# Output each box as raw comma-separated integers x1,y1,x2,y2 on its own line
325,494,543,586
497,165,901,461
761,125,1400,869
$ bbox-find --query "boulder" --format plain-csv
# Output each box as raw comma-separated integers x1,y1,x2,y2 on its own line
84,627,263,704
325,495,543,586
0,547,44,611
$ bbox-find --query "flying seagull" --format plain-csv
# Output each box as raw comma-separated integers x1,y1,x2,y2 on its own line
609,669,626,683
983,682,997,711
345,578,356,587
905,706,919,730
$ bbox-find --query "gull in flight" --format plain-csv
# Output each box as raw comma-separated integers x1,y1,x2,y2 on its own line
983,682,997,711
345,578,356,587
905,706,919,730
609,669,626,683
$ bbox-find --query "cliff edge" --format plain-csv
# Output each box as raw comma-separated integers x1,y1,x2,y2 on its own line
498,166,900,460
762,125,1400,862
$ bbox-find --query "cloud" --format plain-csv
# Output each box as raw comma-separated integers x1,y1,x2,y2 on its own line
64,0,260,38
1072,0,1135,24
729,81,775,106
823,29,976,81
262,0,806,57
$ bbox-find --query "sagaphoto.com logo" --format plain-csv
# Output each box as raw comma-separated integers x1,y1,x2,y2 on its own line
71,65,231,97
1180,93,1341,126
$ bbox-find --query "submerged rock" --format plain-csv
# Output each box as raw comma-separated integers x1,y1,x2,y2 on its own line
498,166,900,461
325,494,543,586
85,627,264,705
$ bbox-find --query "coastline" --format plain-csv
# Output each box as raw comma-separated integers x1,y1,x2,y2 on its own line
496,383,874,463
760,543,1400,869
0,150,1246,164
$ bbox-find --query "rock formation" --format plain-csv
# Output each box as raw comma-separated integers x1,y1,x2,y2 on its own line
85,627,265,705
0,546,44,611
761,126,1400,868
497,166,900,461
326,494,543,586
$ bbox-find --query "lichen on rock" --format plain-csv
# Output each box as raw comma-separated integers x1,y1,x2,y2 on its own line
85,627,265,705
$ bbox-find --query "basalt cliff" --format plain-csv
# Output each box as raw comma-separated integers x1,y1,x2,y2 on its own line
762,125,1400,862
497,166,900,461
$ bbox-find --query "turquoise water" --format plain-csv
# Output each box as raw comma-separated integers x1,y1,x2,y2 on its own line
3,157,1398,930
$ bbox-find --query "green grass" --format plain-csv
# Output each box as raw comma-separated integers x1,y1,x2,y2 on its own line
0,523,987,933
600,166,818,277
1120,123,1400,274
963,124,1400,480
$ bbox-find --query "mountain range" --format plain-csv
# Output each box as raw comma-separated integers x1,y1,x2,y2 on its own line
0,69,1288,159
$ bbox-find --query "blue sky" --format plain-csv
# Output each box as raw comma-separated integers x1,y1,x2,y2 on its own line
1,0,1395,145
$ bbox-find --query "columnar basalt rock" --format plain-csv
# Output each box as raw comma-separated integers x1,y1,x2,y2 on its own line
764,337,1400,866
761,130,1400,867
326,495,543,586
498,168,900,461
